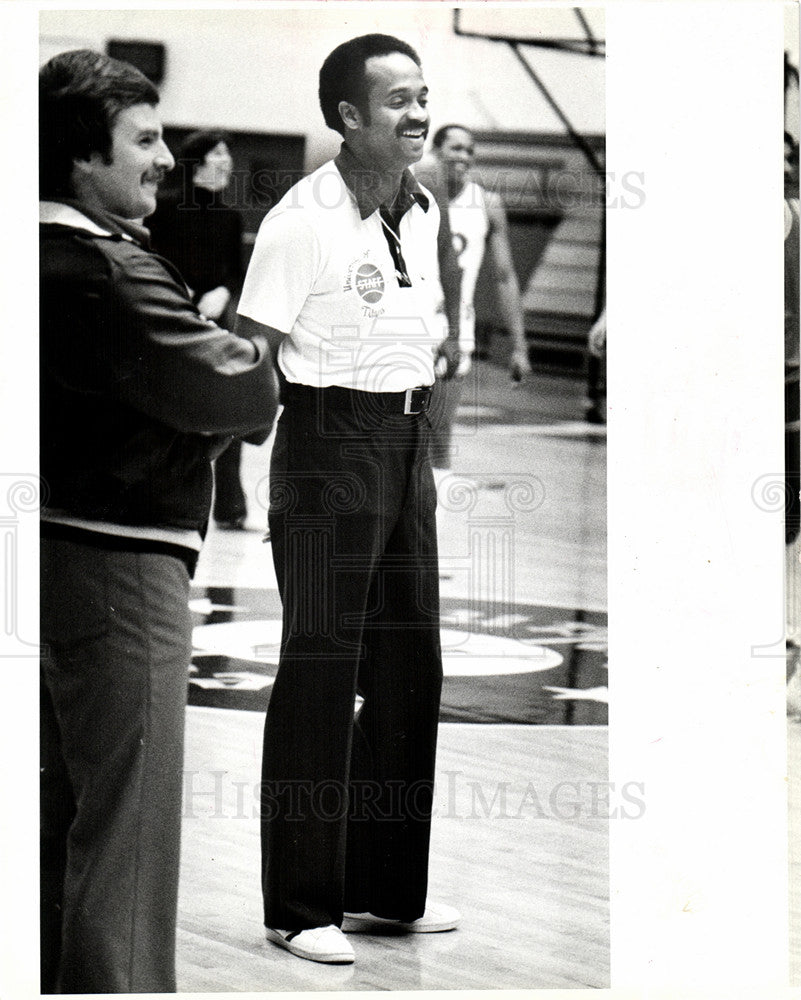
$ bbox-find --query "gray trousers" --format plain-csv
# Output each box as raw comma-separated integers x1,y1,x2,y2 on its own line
40,531,192,994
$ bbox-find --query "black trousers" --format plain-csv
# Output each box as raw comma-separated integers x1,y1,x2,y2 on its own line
261,386,443,931
212,438,247,523
787,373,800,545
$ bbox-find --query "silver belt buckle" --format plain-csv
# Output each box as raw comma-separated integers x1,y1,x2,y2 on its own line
403,387,430,414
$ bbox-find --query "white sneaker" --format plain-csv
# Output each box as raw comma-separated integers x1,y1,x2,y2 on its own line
265,924,355,963
342,901,460,934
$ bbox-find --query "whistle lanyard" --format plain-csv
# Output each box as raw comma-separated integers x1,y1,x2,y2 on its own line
379,207,412,288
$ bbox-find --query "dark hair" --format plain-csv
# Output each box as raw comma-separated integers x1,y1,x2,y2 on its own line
172,129,231,192
319,33,421,136
432,124,473,149
39,49,159,198
179,129,230,172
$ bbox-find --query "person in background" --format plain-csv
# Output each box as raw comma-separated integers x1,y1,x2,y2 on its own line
149,130,250,529
39,50,277,993
585,306,607,424
417,123,532,472
236,32,461,966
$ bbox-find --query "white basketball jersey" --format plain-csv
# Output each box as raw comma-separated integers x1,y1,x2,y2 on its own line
448,180,490,354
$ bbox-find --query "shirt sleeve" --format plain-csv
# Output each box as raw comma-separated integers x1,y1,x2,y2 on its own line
108,241,278,436
237,208,321,334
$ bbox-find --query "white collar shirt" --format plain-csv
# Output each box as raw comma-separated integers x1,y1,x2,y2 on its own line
238,155,443,392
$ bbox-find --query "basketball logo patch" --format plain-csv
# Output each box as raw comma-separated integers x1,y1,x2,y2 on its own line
354,262,385,304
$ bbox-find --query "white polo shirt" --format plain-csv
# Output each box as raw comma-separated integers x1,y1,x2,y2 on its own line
238,159,442,392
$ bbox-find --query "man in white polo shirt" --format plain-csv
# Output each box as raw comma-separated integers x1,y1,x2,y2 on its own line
236,33,461,965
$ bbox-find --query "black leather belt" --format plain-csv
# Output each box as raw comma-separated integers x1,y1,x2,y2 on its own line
401,386,433,414
281,383,433,415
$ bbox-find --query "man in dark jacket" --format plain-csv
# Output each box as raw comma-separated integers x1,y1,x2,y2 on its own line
148,129,251,528
38,49,277,994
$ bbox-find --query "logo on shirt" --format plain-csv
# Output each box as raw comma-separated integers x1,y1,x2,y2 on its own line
344,254,386,305
354,262,385,304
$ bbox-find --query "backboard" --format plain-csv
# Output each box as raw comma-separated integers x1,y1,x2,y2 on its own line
454,6,605,56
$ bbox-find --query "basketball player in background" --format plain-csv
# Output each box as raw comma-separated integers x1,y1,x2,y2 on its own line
418,124,532,472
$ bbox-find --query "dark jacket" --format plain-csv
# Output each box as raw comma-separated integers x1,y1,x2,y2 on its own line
40,204,277,531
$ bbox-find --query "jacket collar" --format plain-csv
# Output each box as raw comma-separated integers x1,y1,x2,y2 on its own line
334,143,429,221
39,199,152,248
